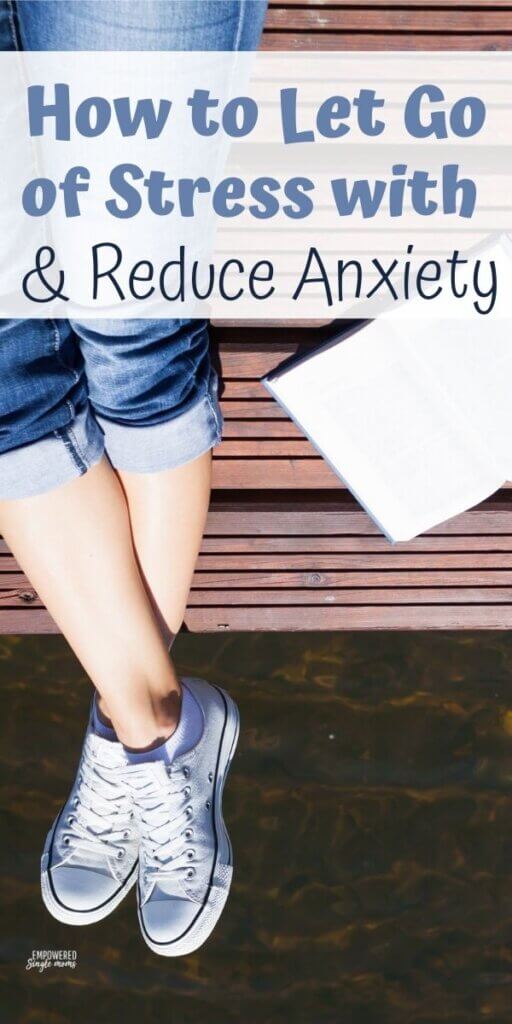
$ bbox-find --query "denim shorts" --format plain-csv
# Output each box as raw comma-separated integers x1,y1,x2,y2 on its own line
0,0,267,499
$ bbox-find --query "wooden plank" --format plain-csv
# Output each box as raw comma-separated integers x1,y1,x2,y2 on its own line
192,569,512,586
261,34,512,50
213,457,512,490
269,2,512,7
203,498,512,535
212,456,338,489
6,536,512,561
219,344,306,378
222,420,304,438
220,399,285,419
0,571,35,587
5,580,512,609
0,608,57,633
0,560,23,573
216,439,313,457
221,380,273,400
0,593,41,608
266,8,512,31
1,602,511,634
185,605,512,630
200,534,512,553
195,552,512,569
187,587,512,605
4,548,512,581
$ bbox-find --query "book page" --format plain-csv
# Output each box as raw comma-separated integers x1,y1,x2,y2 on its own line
391,236,512,479
266,322,504,542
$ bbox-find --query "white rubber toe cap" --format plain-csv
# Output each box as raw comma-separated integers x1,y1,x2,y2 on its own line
49,865,120,912
140,895,200,945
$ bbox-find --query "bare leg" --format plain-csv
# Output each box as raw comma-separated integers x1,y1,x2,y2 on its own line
117,449,212,644
0,457,182,749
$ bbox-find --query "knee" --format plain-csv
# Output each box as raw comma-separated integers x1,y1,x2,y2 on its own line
70,318,185,342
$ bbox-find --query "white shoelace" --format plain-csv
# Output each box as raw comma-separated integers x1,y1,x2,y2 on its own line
60,743,135,875
126,762,201,899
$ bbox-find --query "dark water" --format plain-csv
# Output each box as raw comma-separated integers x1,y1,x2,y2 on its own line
1,632,512,1024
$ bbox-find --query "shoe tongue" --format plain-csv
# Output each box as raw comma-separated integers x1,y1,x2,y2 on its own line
87,732,127,768
147,761,169,785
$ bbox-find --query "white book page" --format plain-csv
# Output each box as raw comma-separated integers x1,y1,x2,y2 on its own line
387,235,512,480
404,324,512,481
266,322,504,542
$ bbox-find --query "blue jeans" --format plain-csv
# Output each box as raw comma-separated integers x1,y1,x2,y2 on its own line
0,1,267,498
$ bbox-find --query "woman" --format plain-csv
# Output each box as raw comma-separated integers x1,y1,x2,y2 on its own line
0,0,267,957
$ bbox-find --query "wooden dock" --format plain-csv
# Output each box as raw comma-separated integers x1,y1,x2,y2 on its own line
2,2,512,632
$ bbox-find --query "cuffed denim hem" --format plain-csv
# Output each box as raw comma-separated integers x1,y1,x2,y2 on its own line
95,377,223,474
0,404,105,500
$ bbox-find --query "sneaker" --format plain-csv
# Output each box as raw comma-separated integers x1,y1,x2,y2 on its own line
41,704,139,926
131,678,239,957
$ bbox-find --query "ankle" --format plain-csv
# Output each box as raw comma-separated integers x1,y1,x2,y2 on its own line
123,681,204,764
117,686,182,751
95,692,114,730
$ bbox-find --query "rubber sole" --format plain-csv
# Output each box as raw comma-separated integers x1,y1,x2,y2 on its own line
137,688,240,957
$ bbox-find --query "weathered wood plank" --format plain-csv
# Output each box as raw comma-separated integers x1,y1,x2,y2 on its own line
222,420,304,438
211,456,511,490
212,456,338,489
215,439,312,457
220,399,286,419
0,609,57,633
192,569,512,587
2,585,512,612
261,34,512,50
195,552,512,569
219,344,307,378
269,2,512,7
0,592,41,608
200,534,512,553
203,498,512,535
2,602,511,634
185,605,512,630
221,380,272,400
266,7,512,30
187,587,512,605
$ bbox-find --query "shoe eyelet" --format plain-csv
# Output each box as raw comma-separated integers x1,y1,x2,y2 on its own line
186,806,193,819
187,849,195,860
184,828,193,840
116,849,125,861
208,772,213,783
186,867,195,879
67,815,75,826
123,829,131,840
206,800,211,810
182,766,190,778
63,836,71,846
73,797,80,808
184,786,191,798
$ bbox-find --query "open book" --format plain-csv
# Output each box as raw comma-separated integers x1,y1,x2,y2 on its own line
264,236,512,543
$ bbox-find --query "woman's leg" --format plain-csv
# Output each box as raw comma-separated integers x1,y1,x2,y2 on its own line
0,457,182,749
71,317,222,658
117,451,212,645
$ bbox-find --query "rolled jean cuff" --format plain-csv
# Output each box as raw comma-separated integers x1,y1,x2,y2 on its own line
0,404,105,500
95,378,223,474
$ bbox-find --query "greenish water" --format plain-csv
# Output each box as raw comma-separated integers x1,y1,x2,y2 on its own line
1,632,512,1024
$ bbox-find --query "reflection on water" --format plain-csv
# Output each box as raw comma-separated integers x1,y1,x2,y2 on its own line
1,632,512,1023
